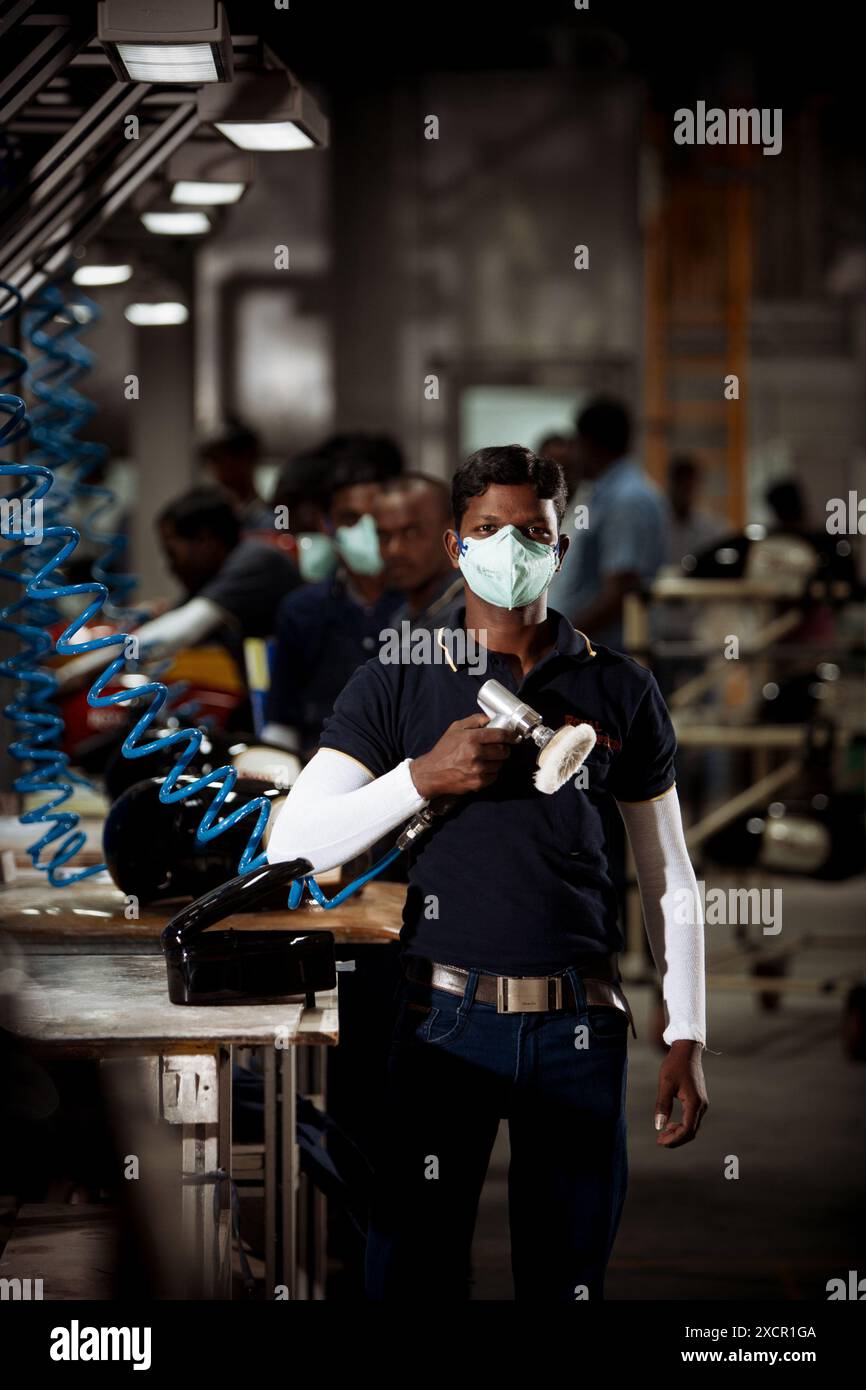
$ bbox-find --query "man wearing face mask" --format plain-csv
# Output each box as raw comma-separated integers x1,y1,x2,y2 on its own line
262,453,403,756
267,443,709,1302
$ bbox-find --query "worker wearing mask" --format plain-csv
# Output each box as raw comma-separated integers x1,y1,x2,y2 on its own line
199,418,273,533
267,443,708,1302
373,473,464,630
262,458,402,756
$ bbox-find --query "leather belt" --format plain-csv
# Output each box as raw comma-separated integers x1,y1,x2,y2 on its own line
404,956,634,1026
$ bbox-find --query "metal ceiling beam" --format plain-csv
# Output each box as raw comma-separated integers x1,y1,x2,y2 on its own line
5,101,201,303
0,12,94,124
0,81,149,273
0,0,36,42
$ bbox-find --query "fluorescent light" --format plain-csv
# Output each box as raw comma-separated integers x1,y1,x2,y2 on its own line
199,70,329,150
72,264,133,286
125,302,189,326
97,1,233,84
141,210,210,235
214,120,314,152
116,42,218,82
171,178,245,204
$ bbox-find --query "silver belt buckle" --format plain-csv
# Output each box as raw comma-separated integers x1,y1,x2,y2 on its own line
496,975,562,1013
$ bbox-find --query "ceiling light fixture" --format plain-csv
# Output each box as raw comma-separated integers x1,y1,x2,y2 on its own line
140,209,211,235
125,302,189,326
170,179,245,205
197,69,329,151
97,0,233,84
72,264,134,286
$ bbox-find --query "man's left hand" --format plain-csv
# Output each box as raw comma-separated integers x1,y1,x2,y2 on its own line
654,1040,708,1148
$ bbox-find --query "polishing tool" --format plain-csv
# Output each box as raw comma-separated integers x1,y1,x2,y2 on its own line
476,680,596,794
397,679,596,848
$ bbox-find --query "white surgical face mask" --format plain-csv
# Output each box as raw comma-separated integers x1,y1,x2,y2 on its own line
296,532,338,583
334,513,384,576
455,524,559,610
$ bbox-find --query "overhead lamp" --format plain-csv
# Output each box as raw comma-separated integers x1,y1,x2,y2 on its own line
141,210,211,235
171,180,244,205
97,0,233,84
214,122,313,152
197,70,329,152
72,264,133,286
166,140,252,205
125,302,189,326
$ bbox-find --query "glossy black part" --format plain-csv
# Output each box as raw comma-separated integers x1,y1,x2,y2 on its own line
163,927,336,1006
161,858,314,947
103,775,286,904
160,857,332,1006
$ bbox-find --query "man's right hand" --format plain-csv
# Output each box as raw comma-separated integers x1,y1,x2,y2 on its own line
409,714,518,800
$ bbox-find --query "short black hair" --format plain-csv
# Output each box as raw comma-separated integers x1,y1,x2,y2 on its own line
451,445,568,531
669,453,699,481
537,432,570,454
575,396,631,457
379,471,452,518
766,478,806,526
198,416,260,461
272,447,335,512
323,432,405,496
157,487,240,549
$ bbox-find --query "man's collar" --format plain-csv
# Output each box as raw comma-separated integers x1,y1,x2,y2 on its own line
434,604,596,670
420,572,464,620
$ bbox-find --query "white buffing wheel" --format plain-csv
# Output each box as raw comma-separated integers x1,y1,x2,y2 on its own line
533,723,596,794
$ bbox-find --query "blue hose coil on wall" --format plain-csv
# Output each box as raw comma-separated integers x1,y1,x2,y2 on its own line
2,279,274,881
0,280,139,882
3,279,395,903
1,280,102,883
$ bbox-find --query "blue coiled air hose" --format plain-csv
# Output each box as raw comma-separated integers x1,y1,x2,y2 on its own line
2,278,397,904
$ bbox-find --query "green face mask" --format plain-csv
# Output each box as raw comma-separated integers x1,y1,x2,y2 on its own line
334,513,384,577
296,532,338,583
456,524,560,610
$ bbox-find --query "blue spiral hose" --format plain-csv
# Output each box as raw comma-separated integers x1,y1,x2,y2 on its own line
0,279,103,883
2,279,399,905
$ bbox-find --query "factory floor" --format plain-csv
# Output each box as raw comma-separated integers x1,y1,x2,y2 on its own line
471,874,866,1300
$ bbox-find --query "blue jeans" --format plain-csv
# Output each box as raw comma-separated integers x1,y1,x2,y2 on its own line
365,966,629,1301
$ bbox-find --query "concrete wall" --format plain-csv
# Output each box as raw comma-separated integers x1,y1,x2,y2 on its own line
330,71,646,477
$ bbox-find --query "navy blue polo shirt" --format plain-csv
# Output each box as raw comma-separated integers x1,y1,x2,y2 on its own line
318,607,677,974
266,572,402,752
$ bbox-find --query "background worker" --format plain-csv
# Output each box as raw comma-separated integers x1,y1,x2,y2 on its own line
549,397,670,651
199,418,273,532
373,473,463,630
262,441,403,756
56,486,300,691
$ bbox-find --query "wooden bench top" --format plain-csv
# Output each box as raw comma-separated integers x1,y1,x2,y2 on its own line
0,877,407,951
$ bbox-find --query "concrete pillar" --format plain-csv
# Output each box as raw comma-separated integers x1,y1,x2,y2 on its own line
129,309,195,599
331,86,404,443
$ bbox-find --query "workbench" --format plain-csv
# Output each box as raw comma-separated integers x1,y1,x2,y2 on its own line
0,876,405,951
0,877,407,1298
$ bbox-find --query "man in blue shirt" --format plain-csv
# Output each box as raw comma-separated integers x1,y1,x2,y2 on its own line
263,465,402,757
549,398,670,650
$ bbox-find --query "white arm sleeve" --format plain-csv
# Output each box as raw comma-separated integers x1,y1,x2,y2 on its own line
265,746,427,872
133,596,224,657
55,596,224,690
616,788,707,1048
